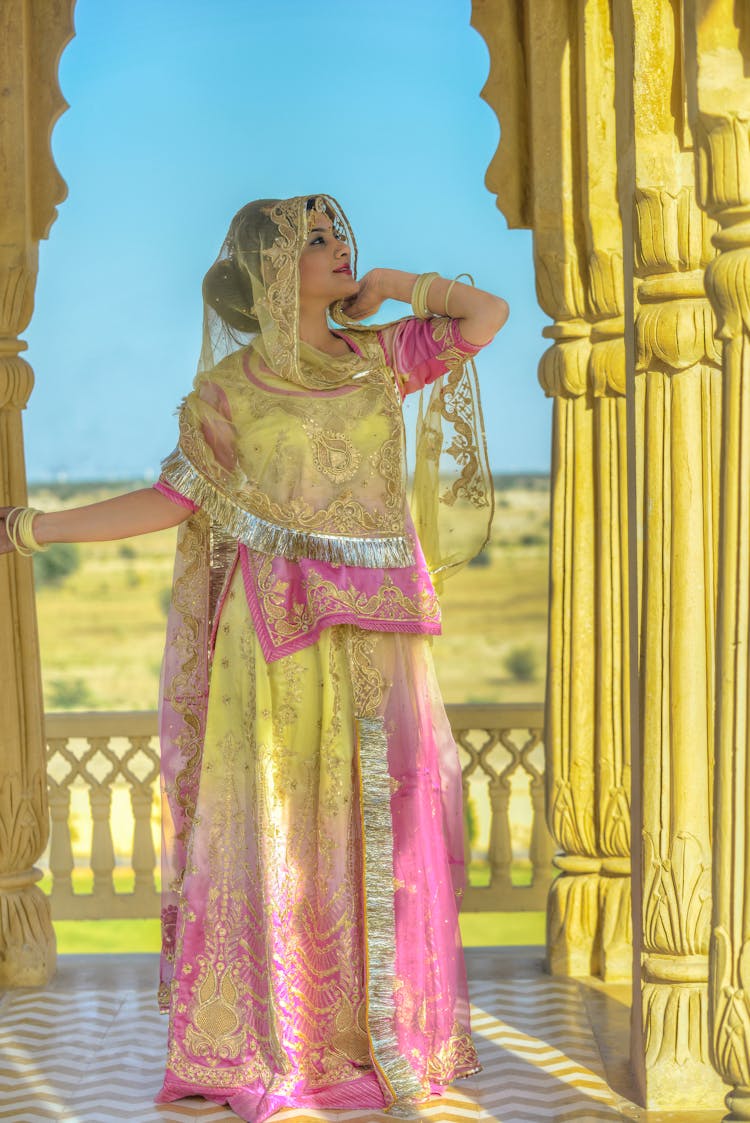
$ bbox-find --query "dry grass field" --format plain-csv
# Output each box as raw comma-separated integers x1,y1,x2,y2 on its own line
29,476,550,710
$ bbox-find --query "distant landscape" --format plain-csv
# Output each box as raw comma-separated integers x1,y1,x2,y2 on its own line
29,475,550,710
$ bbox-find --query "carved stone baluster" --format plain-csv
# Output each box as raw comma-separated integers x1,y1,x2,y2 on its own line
131,784,157,898
87,735,117,903
47,779,74,905
522,732,555,894
457,730,479,881
0,0,75,987
124,735,159,903
487,774,512,891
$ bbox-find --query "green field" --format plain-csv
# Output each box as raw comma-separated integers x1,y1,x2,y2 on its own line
51,913,545,954
41,867,546,952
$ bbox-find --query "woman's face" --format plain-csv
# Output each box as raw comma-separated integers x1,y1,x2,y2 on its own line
298,211,358,303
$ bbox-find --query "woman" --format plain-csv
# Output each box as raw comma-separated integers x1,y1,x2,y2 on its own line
1,194,508,1121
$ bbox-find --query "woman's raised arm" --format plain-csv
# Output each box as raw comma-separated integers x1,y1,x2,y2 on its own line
0,487,192,556
342,267,509,347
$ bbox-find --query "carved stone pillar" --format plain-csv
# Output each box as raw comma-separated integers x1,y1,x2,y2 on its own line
634,185,722,1107
523,0,601,979
703,111,750,1123
539,281,600,979
578,0,631,984
686,5,750,1118
0,0,75,986
471,0,633,982
612,0,726,1108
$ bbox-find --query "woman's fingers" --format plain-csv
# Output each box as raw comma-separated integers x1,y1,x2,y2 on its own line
342,276,383,320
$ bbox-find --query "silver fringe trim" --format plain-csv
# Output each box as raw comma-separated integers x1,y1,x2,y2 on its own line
160,446,415,568
356,716,426,1114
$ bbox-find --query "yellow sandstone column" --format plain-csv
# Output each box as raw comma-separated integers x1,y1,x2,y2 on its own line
0,0,75,986
525,0,600,981
686,2,750,1118
613,0,725,1108
472,0,631,981
577,0,631,984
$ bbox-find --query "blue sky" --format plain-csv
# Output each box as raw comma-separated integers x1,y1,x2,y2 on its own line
24,0,552,481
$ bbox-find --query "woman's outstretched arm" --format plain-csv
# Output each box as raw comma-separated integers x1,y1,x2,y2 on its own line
0,487,192,555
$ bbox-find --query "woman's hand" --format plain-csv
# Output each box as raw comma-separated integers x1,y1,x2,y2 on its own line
0,508,14,555
339,269,387,321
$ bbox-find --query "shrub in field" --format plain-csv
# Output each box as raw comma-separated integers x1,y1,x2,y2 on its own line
468,548,491,568
33,542,80,588
503,645,537,682
159,587,173,616
48,677,94,709
118,544,137,560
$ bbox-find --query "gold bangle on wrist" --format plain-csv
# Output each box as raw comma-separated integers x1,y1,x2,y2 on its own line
5,506,48,556
411,271,440,320
5,508,30,556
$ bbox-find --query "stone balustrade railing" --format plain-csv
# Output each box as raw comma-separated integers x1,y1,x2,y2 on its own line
43,702,551,921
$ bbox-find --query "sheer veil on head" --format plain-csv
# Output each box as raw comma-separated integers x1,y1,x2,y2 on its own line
200,194,366,389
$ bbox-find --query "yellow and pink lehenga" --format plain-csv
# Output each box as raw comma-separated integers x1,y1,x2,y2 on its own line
152,196,494,1121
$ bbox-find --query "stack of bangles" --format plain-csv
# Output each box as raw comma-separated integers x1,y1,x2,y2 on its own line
410,271,463,320
5,507,49,556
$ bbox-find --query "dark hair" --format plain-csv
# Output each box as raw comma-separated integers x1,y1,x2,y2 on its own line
202,254,258,333
201,199,284,332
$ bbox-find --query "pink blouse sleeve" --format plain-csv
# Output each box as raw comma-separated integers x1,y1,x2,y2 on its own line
153,478,199,513
377,316,490,398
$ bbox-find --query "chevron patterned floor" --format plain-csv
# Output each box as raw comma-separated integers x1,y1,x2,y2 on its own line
0,951,724,1123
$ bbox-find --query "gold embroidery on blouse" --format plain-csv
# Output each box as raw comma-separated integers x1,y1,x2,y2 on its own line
307,425,362,483
163,329,416,568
